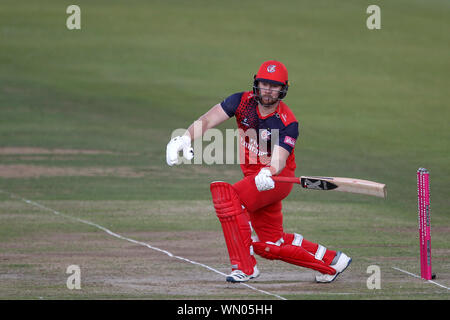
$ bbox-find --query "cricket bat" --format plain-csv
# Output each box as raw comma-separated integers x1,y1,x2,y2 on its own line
272,176,387,198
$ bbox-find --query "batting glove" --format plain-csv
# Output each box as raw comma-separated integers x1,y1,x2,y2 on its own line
166,135,194,166
255,168,275,192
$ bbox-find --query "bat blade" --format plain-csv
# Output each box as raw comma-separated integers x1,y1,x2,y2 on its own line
272,176,387,198
301,176,387,198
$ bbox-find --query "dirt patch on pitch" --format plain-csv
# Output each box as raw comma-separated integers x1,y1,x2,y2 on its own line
0,164,242,179
0,199,397,299
0,229,236,298
0,164,145,178
0,228,362,299
0,147,116,155
0,147,165,179
0,147,146,178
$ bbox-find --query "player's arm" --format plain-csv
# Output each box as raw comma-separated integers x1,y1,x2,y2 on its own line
166,92,241,166
255,122,299,191
166,104,230,166
255,145,290,191
267,145,290,175
184,104,230,141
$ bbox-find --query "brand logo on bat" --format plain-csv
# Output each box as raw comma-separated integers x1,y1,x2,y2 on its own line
301,178,338,191
304,179,324,190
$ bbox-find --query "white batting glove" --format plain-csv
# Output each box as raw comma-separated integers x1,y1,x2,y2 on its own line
166,135,194,166
255,168,275,192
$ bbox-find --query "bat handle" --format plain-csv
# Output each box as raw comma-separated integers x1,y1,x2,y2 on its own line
272,176,301,184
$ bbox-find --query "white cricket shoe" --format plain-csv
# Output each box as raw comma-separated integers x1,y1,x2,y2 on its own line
315,252,352,283
226,266,260,283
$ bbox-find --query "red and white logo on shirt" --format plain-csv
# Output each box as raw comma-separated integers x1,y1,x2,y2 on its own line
284,136,296,147
260,129,271,141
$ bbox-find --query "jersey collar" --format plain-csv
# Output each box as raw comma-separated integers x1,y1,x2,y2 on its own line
256,102,281,119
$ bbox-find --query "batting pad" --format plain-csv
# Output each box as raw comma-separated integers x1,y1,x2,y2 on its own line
253,240,336,275
210,181,256,276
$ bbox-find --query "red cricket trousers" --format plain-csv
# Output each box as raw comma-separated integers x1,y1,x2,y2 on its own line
232,168,336,269
232,168,294,243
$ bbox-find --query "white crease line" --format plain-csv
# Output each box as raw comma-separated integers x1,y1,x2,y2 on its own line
392,267,449,290
0,190,287,300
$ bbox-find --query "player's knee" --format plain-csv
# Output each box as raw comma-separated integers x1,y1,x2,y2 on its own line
210,181,233,202
210,182,241,216
253,239,284,260
253,241,276,260
253,234,303,260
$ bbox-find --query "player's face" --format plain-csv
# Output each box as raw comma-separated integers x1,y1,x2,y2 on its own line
258,81,282,107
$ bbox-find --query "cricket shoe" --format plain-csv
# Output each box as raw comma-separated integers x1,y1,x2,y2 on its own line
315,251,352,283
226,266,260,283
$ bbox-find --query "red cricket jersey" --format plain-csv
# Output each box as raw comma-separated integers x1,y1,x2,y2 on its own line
220,91,299,176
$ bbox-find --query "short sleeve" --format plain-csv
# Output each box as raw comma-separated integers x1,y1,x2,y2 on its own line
278,122,299,153
220,92,244,117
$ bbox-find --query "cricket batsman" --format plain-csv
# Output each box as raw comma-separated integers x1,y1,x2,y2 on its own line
166,60,352,283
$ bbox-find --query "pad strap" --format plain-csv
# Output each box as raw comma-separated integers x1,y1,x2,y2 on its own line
315,245,327,261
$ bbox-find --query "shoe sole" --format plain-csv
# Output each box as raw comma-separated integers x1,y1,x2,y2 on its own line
226,273,259,283
226,276,244,283
316,258,352,283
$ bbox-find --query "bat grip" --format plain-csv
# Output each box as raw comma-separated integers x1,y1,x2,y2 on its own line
272,176,301,184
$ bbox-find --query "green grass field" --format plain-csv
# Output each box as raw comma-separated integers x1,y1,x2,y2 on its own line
0,0,449,300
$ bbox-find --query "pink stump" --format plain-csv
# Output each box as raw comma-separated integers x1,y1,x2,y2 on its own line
417,168,432,280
